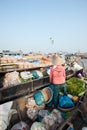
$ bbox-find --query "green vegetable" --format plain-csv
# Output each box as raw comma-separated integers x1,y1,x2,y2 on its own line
78,91,85,96
66,77,86,96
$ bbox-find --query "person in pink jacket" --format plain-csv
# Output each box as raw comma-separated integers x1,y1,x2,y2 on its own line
50,54,66,108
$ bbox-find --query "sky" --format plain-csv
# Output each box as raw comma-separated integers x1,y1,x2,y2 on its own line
0,0,87,53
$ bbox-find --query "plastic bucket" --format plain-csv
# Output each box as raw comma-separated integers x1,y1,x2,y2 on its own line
34,90,45,106
34,87,53,106
46,84,55,107
42,87,53,104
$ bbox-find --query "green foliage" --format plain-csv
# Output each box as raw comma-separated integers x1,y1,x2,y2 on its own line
66,77,86,96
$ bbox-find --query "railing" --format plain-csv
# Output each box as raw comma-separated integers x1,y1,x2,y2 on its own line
0,76,50,104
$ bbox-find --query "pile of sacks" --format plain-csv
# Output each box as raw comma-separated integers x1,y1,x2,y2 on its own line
26,97,63,130
31,109,63,130
26,97,45,121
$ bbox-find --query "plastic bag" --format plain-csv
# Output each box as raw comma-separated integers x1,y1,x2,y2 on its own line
42,115,57,130
26,97,45,110
51,109,63,124
11,121,29,130
27,108,38,121
37,110,49,122
59,95,75,108
31,122,46,130
20,71,33,81
3,71,21,87
82,127,87,130
32,71,39,79
36,70,43,78
42,109,63,130
0,101,14,130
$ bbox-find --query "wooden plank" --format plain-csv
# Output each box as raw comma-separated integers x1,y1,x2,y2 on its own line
0,76,50,104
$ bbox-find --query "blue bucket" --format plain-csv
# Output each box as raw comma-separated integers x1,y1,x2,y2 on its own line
34,87,53,106
34,90,45,106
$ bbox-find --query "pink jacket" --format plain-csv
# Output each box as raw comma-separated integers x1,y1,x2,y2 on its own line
50,65,66,84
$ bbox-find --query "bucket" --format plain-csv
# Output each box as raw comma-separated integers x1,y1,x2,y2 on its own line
42,87,53,104
34,87,53,106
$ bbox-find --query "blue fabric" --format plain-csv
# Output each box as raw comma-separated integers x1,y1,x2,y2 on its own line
59,95,75,108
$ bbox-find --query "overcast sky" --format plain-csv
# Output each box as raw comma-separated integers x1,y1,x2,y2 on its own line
0,0,87,53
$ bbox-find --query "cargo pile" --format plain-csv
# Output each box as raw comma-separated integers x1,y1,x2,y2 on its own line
0,55,52,71
0,52,87,130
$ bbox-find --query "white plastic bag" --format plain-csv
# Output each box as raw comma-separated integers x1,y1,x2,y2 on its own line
51,109,63,124
11,121,29,130
31,122,46,130
39,110,49,118
36,70,43,78
42,115,55,130
82,127,87,130
42,109,63,130
0,101,13,130
27,108,38,121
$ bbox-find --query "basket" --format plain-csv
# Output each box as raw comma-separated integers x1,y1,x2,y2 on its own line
42,87,53,104
34,87,53,106
58,106,75,112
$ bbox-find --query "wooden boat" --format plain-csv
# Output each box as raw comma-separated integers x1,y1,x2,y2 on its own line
0,66,86,130
59,90,87,130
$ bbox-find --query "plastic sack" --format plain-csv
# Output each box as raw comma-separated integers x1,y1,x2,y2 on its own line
36,70,43,78
59,95,75,108
42,109,63,130
42,115,54,130
51,109,63,124
30,122,46,130
3,71,21,87
37,110,49,122
27,108,38,121
82,127,87,130
20,71,33,82
42,115,58,130
11,121,29,130
26,97,45,110
32,71,39,79
0,101,14,130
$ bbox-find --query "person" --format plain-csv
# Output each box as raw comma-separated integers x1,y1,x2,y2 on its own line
71,61,85,80
49,54,67,108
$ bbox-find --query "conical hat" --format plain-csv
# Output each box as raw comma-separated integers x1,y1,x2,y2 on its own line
51,54,65,65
